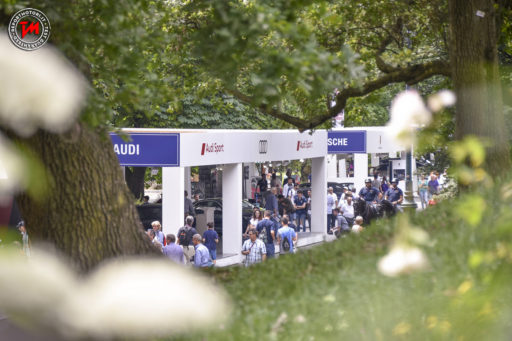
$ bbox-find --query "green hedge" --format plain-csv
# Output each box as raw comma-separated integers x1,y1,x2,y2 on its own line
171,183,512,341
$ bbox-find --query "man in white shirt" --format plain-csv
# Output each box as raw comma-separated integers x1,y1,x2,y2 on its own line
282,178,296,200
339,192,355,226
326,187,338,233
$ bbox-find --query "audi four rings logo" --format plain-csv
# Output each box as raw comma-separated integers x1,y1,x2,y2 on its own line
259,140,268,154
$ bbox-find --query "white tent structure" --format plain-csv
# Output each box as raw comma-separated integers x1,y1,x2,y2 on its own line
111,128,409,266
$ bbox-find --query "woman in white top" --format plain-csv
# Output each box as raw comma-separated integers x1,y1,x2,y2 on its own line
245,208,263,234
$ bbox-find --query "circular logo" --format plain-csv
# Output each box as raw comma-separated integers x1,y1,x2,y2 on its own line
8,8,51,51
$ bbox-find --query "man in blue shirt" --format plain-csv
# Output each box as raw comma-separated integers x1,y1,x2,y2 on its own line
202,222,219,265
359,178,382,203
385,178,404,213
163,234,184,264
192,234,212,268
277,216,297,254
265,187,279,218
256,210,276,258
293,190,308,232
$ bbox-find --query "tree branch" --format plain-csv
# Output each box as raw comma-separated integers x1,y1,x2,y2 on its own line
227,59,451,131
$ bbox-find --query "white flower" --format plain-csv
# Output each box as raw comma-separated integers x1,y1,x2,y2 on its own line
377,245,429,277
386,90,432,148
0,134,28,194
0,34,87,136
0,249,231,339
427,90,456,112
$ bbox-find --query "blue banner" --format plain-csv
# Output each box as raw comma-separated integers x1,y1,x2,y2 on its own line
109,133,180,166
327,131,366,154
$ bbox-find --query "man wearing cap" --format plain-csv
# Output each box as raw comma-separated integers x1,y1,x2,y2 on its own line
358,178,382,203
385,178,404,213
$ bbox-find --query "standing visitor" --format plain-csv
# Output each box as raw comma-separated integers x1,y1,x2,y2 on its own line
265,187,279,218
246,208,263,234
241,228,267,267
202,222,219,265
283,177,295,200
277,216,297,254
306,190,312,232
380,176,389,194
270,172,282,192
184,191,194,220
256,211,277,258
17,221,30,257
339,192,355,226
257,171,268,205
326,187,338,233
177,216,198,265
163,234,184,264
418,174,429,209
151,221,165,245
293,190,307,232
428,174,439,200
192,234,212,268
371,174,381,194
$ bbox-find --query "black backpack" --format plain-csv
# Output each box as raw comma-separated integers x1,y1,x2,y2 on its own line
258,225,268,244
178,228,192,246
281,234,291,252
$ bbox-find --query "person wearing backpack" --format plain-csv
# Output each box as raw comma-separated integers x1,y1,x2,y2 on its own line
256,210,276,258
177,216,198,265
277,216,297,255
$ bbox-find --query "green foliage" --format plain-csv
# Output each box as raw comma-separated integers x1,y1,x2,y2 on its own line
186,0,356,110
171,181,512,341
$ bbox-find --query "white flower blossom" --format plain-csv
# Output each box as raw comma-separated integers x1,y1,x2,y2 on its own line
427,90,456,112
377,245,429,277
0,249,231,339
386,90,432,148
0,134,28,194
0,34,87,136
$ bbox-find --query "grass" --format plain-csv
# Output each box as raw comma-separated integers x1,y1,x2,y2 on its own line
171,184,512,341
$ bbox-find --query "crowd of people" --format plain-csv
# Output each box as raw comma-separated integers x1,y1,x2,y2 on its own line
11,170,445,268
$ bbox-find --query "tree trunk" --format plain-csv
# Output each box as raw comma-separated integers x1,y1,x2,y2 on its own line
125,167,147,200
16,124,158,272
449,0,511,176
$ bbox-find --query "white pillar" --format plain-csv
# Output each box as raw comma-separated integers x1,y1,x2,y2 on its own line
184,167,192,198
311,157,327,234
222,163,242,256
162,167,185,237
354,153,368,194
326,154,337,179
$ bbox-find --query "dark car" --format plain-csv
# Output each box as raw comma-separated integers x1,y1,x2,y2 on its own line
193,198,264,236
136,203,162,230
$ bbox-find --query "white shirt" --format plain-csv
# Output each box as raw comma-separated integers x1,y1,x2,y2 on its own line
340,202,354,218
250,218,260,227
283,184,296,199
327,193,337,214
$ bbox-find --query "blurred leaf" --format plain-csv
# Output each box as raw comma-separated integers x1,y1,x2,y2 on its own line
455,195,486,227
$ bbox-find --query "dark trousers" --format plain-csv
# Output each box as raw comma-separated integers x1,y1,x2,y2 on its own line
327,214,335,233
344,216,354,226
266,243,275,258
